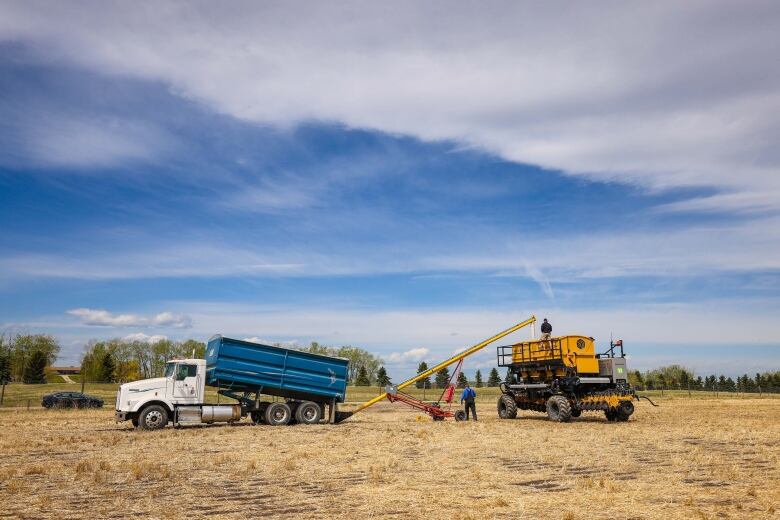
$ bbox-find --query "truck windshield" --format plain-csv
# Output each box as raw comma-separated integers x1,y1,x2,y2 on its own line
164,363,175,378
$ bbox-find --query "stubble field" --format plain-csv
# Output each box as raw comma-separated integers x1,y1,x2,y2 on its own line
0,396,778,519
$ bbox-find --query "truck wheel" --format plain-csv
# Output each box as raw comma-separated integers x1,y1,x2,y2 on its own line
616,401,634,422
294,401,322,425
138,405,168,430
546,395,572,422
265,402,292,426
497,394,518,419
454,410,467,421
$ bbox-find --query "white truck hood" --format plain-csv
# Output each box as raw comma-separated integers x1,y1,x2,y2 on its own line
116,378,170,412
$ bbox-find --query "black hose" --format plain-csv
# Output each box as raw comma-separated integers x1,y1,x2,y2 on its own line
636,395,659,407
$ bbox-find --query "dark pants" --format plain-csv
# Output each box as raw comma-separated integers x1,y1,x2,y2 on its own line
464,400,477,421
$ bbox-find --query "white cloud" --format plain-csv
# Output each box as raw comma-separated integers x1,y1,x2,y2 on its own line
67,308,192,328
178,302,780,378
1,2,777,211
387,347,429,363
124,332,168,344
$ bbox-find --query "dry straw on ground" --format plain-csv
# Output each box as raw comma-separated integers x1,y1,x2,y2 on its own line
0,397,778,519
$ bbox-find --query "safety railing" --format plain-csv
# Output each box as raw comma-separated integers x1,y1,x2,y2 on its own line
497,339,563,367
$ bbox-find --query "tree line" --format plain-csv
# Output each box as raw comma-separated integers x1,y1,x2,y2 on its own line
0,334,60,384
628,364,780,393
3,334,779,394
412,362,506,389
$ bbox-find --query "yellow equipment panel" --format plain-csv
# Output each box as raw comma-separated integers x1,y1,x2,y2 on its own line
511,335,600,375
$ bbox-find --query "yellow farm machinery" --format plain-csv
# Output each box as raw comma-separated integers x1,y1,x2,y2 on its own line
497,335,636,422
341,315,641,423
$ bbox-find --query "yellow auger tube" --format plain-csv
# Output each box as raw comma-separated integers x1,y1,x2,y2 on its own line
350,316,536,415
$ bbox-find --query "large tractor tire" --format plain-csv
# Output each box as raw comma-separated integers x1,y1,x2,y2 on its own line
265,402,292,426
616,401,634,422
546,395,572,422
138,405,169,430
497,394,518,419
295,401,322,425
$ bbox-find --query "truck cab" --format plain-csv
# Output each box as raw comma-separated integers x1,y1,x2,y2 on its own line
115,359,209,428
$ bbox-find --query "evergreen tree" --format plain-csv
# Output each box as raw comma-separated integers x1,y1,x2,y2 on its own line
725,377,736,392
23,350,48,384
475,369,483,388
456,372,468,388
415,362,431,389
694,376,704,390
718,375,727,390
435,366,450,388
504,369,514,384
100,352,116,383
355,365,370,386
487,368,501,387
376,366,391,388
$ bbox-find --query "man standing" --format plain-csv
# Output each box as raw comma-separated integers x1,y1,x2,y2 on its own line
460,383,477,421
540,318,552,340
540,318,553,350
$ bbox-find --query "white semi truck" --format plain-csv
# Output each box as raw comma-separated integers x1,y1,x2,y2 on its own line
115,336,350,429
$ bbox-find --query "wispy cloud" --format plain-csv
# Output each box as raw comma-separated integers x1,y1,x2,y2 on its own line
67,308,192,328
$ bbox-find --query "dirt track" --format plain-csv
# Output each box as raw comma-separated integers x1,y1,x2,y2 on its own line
0,398,778,519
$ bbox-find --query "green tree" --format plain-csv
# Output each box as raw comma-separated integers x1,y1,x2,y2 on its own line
415,362,431,389
0,337,11,384
336,345,383,385
355,365,370,386
376,366,391,388
504,369,514,384
475,369,483,388
23,350,48,384
629,370,644,389
100,351,116,383
9,334,60,381
487,368,501,387
435,366,450,388
456,371,468,388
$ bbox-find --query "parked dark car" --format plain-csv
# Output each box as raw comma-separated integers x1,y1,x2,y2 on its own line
41,392,104,409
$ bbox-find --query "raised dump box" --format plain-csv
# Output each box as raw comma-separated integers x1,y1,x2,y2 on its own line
206,335,349,403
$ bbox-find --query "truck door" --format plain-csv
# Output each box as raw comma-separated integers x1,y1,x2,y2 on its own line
173,363,199,402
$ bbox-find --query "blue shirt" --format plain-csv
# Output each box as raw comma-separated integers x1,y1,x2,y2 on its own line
461,387,476,401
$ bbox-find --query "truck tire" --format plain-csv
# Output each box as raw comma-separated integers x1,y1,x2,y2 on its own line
497,394,518,419
294,401,322,425
265,402,292,426
546,395,572,422
138,405,168,430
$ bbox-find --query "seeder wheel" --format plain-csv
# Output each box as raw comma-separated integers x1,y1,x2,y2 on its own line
454,410,467,421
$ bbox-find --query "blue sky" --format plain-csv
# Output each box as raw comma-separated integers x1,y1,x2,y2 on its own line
1,3,779,378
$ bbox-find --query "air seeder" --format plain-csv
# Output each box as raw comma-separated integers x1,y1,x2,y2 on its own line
496,336,636,422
